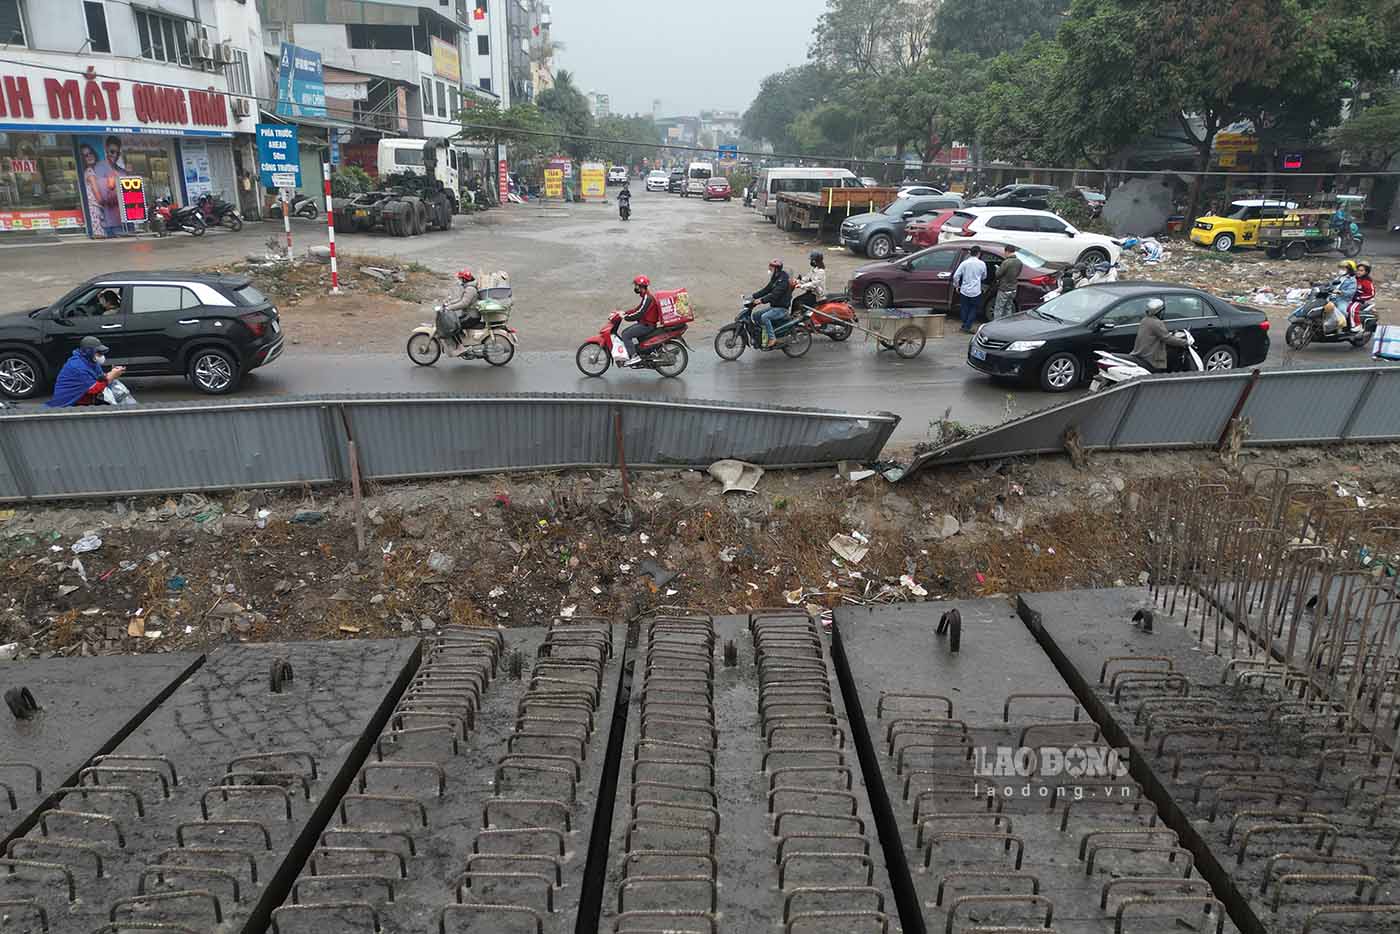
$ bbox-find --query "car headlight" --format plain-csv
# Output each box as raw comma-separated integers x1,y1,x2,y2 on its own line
848,222,867,230
1006,340,1045,352
1197,222,1212,230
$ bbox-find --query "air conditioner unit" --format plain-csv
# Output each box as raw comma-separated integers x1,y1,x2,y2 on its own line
231,98,251,117
216,41,235,65
193,38,214,61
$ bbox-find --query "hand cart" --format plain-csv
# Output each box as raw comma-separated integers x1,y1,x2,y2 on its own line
855,308,945,358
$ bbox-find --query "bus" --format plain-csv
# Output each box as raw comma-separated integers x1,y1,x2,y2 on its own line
754,167,863,219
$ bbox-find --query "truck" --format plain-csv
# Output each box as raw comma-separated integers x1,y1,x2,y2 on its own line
343,138,461,237
774,186,900,235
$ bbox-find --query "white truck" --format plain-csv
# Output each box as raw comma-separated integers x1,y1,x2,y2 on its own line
344,138,463,236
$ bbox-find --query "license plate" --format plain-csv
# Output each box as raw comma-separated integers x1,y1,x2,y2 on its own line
354,209,368,218
971,346,987,361
271,319,281,334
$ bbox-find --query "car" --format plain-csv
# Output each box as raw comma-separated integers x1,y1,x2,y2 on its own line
1063,188,1106,218
859,176,880,187
0,272,283,400
940,208,1121,268
848,241,1057,316
903,209,961,251
645,170,670,192
703,177,732,201
966,281,1270,393
897,184,945,198
1189,199,1298,252
607,166,629,185
667,170,686,193
968,184,1058,210
840,195,965,258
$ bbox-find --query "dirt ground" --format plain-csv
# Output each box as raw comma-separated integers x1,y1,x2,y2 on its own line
4,442,1399,660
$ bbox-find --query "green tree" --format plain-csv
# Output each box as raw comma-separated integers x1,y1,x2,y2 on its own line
592,114,660,165
1331,96,1400,172
458,99,557,160
536,69,594,160
811,0,936,76
931,0,1068,57
742,66,831,151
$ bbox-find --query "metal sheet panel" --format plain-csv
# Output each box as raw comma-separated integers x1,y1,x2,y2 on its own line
1240,369,1375,442
1346,369,1400,440
1109,373,1249,447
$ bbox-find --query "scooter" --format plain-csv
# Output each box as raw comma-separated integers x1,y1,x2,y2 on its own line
1285,282,1376,350
619,194,631,222
407,301,518,367
714,299,814,360
806,294,857,341
269,193,320,219
151,196,206,236
575,312,690,377
196,192,243,231
1042,259,1118,301
1089,330,1202,392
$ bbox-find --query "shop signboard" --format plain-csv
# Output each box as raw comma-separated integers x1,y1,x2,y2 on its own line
431,37,461,83
120,177,146,223
543,168,564,199
580,162,606,200
1215,132,1258,154
275,43,327,119
0,209,84,232
257,123,301,189
498,159,508,203
0,61,232,137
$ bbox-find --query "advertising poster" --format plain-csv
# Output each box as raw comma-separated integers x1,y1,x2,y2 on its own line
431,37,461,82
276,43,327,118
580,162,606,200
182,140,212,200
543,168,564,199
76,133,131,238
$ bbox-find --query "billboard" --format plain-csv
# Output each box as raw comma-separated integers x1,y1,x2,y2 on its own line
276,43,327,118
543,168,564,199
432,37,461,82
580,162,606,200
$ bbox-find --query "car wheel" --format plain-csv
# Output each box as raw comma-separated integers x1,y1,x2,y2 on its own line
1211,233,1234,252
189,347,240,394
1203,345,1237,371
1284,240,1306,260
0,351,42,399
862,283,893,309
1077,248,1110,271
1039,352,1080,392
867,234,893,259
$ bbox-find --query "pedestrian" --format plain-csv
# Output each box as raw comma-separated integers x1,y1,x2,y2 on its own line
992,250,1022,319
952,245,987,333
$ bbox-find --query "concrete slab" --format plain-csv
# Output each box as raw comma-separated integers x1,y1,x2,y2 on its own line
1020,588,1397,934
0,653,202,843
834,600,1224,934
0,639,417,933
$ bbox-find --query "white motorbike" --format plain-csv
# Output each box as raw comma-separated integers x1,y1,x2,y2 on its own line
1042,259,1119,302
1089,330,1202,393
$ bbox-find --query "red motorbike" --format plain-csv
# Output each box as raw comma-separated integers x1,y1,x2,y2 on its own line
809,294,857,341
575,311,691,378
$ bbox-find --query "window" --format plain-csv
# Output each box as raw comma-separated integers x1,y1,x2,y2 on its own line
1163,294,1213,320
131,285,196,314
986,215,1036,232
436,81,447,118
478,77,491,92
478,35,489,55
910,250,957,272
227,49,253,97
136,10,191,65
1034,216,1069,235
84,1,110,53
393,148,424,167
421,79,435,116
232,284,269,306
476,0,488,10
0,0,25,46
1100,297,1154,328
347,23,417,50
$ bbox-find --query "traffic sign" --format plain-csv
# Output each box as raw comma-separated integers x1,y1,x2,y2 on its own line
257,123,301,189
272,173,298,189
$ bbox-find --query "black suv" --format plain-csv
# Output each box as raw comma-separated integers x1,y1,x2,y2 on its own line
668,170,686,193
969,184,1059,210
0,272,282,399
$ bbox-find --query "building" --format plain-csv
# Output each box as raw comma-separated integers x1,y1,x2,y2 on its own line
588,92,611,119
0,0,261,237
700,109,742,144
529,4,555,96
470,0,510,104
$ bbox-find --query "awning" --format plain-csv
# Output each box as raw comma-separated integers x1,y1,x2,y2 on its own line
258,109,359,135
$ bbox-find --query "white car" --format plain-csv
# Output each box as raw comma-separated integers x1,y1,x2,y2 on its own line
607,166,629,185
898,184,944,198
645,170,669,191
939,207,1121,267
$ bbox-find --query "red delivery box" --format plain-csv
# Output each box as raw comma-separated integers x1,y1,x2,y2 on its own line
656,288,695,326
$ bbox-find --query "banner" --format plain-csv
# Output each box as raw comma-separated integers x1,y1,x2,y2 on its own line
580,162,606,200
276,43,327,118
543,168,564,199
0,209,84,232
181,139,212,200
431,37,461,82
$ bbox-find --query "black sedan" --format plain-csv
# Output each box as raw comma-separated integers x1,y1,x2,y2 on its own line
967,282,1270,392
0,271,282,399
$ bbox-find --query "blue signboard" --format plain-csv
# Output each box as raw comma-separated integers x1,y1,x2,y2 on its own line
275,43,327,118
256,123,301,188
718,144,739,161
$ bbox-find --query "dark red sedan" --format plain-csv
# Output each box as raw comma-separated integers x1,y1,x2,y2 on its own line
847,241,1057,318
902,209,960,251
703,178,732,201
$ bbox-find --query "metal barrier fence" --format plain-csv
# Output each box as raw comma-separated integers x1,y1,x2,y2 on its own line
903,364,1400,478
0,393,900,503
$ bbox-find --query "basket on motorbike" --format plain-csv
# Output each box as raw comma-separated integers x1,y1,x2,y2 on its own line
859,308,942,358
476,297,512,324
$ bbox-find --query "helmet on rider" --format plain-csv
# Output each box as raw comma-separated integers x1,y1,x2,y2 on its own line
1339,260,1358,274
1145,298,1166,318
808,250,824,268
1357,263,1372,276
456,269,475,284
768,259,783,271
633,274,650,295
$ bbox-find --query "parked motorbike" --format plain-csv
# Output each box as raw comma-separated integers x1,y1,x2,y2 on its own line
806,294,857,341
270,193,320,219
196,192,243,231
1042,258,1118,301
1089,330,1202,393
714,299,814,360
1285,282,1376,350
407,300,517,367
575,312,690,377
152,196,206,236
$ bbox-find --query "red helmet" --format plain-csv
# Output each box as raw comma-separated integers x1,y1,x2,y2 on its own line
456,269,475,284
768,258,783,270
633,275,650,289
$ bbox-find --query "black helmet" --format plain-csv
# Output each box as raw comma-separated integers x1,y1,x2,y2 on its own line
80,336,110,354
808,250,824,267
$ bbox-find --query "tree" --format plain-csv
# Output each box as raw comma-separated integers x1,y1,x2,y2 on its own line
536,69,593,160
811,0,936,76
1331,96,1400,172
742,66,832,151
592,114,660,165
931,0,1068,57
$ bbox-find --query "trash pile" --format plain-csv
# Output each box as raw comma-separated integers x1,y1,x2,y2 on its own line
201,252,439,308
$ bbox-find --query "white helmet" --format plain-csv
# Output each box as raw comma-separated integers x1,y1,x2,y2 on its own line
1145,298,1165,317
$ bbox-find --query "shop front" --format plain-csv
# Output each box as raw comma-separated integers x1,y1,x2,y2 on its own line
0,56,237,237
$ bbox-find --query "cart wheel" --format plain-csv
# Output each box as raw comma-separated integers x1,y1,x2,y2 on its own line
891,325,926,358
1284,240,1306,260
1265,247,1282,259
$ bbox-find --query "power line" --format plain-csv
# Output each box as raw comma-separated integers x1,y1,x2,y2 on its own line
1,56,1392,178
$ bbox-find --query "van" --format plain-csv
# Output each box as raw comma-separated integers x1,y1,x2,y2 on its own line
754,167,862,219
684,161,714,198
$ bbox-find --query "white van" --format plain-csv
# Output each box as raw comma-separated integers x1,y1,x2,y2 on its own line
684,161,714,197
754,167,862,219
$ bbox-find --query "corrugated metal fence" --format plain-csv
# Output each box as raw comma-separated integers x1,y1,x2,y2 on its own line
903,364,1400,478
0,393,900,503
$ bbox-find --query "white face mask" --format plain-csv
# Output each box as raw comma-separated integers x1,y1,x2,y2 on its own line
94,354,107,365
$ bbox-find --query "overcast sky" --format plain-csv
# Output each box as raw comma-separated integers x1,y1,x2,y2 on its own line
549,0,825,116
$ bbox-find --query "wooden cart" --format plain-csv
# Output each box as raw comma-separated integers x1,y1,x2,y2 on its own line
858,308,945,358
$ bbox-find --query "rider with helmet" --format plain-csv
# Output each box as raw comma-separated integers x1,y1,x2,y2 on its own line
444,269,482,329
1129,298,1188,372
1324,260,1358,334
621,274,662,365
1351,262,1375,331
751,258,793,346
790,251,827,315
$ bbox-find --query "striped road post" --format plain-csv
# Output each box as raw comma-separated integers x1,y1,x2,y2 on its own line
323,162,341,295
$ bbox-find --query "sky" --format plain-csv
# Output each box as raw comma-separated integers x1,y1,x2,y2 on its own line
549,0,825,117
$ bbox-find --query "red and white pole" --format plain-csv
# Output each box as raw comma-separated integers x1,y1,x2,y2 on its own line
322,161,341,295
281,193,292,260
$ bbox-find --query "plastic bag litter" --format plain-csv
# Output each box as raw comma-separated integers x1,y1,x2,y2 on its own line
71,534,102,554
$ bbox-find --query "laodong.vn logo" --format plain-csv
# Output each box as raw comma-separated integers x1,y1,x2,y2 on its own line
972,745,1131,780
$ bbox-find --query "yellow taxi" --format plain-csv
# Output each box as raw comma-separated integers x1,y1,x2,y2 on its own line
1189,199,1297,252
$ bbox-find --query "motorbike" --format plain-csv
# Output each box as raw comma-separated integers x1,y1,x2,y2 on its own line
1089,330,1202,393
803,294,857,341
196,192,243,231
743,181,757,208
270,193,320,219
1285,282,1376,350
151,196,206,236
575,312,691,378
407,299,517,367
714,299,815,360
1042,258,1118,301
619,194,631,222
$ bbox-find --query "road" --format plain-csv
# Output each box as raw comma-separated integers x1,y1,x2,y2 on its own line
0,186,1388,443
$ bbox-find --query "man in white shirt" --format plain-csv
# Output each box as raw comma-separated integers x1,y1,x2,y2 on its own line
952,245,988,333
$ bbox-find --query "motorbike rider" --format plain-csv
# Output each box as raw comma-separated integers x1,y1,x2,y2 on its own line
790,251,827,314
618,183,632,219
1323,260,1358,334
750,258,793,347
1350,262,1375,332
46,336,126,407
438,269,483,355
621,274,662,365
1129,298,1187,373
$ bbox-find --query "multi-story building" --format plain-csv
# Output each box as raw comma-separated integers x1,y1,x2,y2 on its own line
0,0,262,237
700,109,742,144
469,0,510,104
